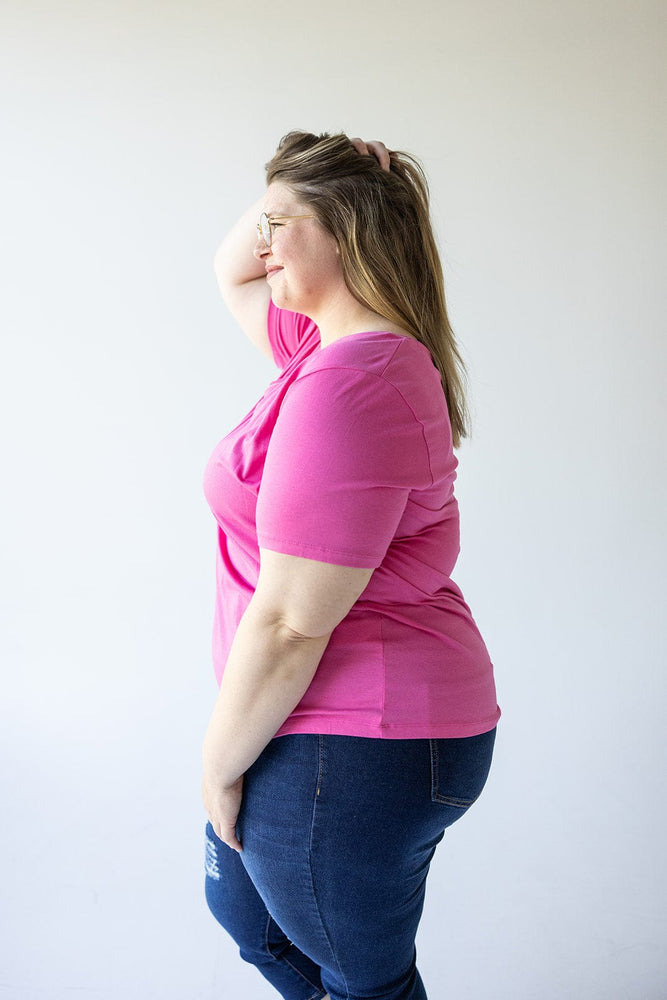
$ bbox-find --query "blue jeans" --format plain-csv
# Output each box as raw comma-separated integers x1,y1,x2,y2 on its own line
205,730,496,1000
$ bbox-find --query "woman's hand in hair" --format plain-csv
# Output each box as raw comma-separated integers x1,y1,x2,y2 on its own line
350,138,392,172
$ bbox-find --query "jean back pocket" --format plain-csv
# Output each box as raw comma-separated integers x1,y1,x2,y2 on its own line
429,729,496,810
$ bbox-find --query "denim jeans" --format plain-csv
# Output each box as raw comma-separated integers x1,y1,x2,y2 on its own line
205,729,496,1000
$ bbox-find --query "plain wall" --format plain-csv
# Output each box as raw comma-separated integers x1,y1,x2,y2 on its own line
1,1,665,997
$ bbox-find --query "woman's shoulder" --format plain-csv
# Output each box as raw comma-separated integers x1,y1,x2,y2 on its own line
298,331,445,415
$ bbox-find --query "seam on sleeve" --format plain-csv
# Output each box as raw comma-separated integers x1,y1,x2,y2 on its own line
288,363,436,489
380,616,387,730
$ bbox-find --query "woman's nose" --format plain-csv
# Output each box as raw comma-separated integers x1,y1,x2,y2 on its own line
253,233,270,260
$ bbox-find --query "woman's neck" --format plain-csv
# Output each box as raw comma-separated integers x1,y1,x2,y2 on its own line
312,289,413,348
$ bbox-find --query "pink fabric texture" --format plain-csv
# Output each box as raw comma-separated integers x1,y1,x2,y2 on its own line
203,301,500,738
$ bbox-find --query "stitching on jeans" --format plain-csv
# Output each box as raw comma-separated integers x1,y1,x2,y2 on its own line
432,793,476,808
265,914,325,996
429,739,476,807
429,739,438,800
428,739,476,809
316,735,324,797
262,913,272,955
282,954,326,996
308,737,351,999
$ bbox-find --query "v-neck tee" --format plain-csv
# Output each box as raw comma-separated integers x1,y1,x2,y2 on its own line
203,301,500,738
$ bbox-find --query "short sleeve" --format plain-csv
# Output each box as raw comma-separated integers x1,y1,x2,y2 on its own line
267,300,320,368
256,366,433,568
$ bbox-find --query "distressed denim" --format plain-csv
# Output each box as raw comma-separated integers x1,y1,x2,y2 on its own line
205,729,496,1000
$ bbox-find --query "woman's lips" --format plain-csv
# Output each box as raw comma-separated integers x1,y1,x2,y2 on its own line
265,266,283,279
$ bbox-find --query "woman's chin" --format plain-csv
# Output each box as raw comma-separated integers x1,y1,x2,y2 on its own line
270,288,293,311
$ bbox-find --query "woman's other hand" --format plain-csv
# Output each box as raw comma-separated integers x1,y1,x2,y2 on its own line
350,137,392,172
202,772,244,853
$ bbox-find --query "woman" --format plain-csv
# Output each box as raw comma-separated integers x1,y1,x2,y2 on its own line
202,132,500,1000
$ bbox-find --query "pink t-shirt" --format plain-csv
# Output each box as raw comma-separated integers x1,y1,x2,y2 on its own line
203,301,500,738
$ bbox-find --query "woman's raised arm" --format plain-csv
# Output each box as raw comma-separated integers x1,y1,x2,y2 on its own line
213,197,273,360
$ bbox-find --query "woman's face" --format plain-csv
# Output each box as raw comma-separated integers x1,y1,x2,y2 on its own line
254,181,345,317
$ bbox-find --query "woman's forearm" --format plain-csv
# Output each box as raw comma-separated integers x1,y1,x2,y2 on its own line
202,598,331,788
214,196,267,289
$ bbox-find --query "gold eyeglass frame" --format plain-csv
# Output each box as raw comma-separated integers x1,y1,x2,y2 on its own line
257,212,316,247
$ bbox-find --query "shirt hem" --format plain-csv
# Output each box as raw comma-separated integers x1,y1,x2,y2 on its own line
275,708,501,740
258,534,381,568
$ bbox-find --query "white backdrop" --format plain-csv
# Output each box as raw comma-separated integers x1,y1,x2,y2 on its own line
1,2,665,998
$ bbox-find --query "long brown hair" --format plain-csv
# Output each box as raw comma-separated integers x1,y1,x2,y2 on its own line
265,131,470,446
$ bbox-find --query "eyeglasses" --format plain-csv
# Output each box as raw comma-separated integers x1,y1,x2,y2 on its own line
257,211,316,248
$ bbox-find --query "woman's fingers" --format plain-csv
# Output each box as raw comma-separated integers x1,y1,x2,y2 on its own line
350,136,370,156
218,822,243,853
203,775,244,852
350,137,392,172
365,140,392,171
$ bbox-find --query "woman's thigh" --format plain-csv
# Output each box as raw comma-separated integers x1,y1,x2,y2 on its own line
205,820,326,999
237,730,495,999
